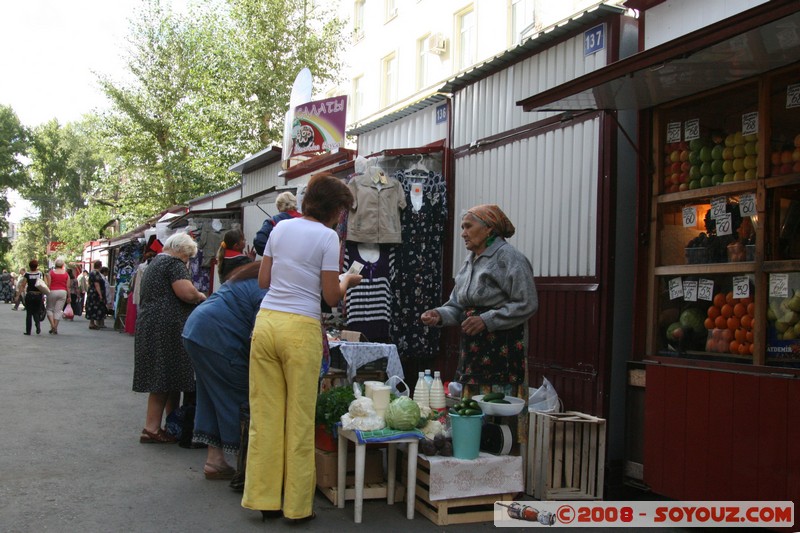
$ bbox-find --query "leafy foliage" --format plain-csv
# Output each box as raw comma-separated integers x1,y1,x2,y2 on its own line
315,385,356,434
0,106,30,263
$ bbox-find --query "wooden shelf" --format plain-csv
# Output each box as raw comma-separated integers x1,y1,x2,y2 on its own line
762,260,800,272
765,173,800,189
654,262,755,276
657,181,757,205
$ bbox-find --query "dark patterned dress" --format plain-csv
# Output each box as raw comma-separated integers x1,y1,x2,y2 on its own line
389,164,447,359
84,270,106,321
133,254,197,393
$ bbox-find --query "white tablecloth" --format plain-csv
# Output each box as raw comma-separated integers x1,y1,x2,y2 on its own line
421,452,523,501
329,341,404,382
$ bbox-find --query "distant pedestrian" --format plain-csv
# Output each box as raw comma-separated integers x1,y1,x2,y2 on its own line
85,261,106,330
67,268,81,318
77,268,90,315
216,228,254,283
0,269,12,303
45,257,70,335
13,268,26,310
100,266,113,328
252,191,302,256
20,259,45,335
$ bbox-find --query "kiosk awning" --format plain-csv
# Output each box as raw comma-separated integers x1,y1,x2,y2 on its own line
518,1,800,113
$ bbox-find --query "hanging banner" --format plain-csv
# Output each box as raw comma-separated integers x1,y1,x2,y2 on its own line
290,95,347,156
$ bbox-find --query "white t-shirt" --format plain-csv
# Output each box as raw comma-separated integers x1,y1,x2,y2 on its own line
261,217,340,319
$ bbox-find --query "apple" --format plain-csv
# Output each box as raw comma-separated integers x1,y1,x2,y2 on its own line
680,161,691,172
733,158,745,172
722,160,734,174
734,131,744,145
700,146,713,162
671,161,682,173
723,147,735,160
771,151,782,165
734,170,746,181
793,149,800,162
744,142,757,156
772,165,781,176
678,183,689,192
670,150,680,163
781,150,793,164
724,134,736,147
733,145,746,159
670,172,681,185
743,155,757,170
680,150,689,162
711,145,724,160
745,168,757,180
780,163,793,175
678,141,689,150
744,133,758,142
679,172,689,183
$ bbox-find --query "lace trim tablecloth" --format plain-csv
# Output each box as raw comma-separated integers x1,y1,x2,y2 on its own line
421,452,523,501
329,341,404,382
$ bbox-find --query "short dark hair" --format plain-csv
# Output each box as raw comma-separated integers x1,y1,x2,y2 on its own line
94,260,102,269
302,173,353,223
29,259,38,270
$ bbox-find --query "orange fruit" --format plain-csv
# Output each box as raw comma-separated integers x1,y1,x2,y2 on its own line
721,329,734,342
746,330,754,343
733,303,746,317
740,297,753,306
740,315,752,329
715,316,727,329
735,329,746,342
727,317,740,330
721,304,734,318
738,342,749,356
730,340,740,354
747,303,755,316
749,343,755,355
704,318,715,330
714,293,726,307
726,291,737,305
708,306,720,319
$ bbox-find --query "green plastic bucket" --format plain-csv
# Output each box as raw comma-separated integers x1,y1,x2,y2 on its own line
449,413,483,459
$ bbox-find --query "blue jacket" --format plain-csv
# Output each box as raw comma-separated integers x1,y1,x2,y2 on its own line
253,210,300,255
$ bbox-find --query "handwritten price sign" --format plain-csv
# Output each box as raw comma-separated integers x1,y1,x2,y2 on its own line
732,275,750,299
741,112,758,136
716,212,733,236
739,193,756,217
683,281,698,302
666,122,682,144
787,83,800,109
668,277,684,300
682,206,697,228
710,196,726,219
684,119,700,142
770,273,789,298
698,279,714,301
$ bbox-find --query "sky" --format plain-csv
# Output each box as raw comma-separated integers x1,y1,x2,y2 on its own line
0,1,186,223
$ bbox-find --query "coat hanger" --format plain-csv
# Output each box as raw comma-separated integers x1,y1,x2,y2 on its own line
404,154,430,181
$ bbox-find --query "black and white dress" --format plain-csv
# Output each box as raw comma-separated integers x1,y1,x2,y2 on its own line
133,254,197,393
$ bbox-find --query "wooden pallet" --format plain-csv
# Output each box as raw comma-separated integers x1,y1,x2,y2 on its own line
318,482,404,506
401,456,515,525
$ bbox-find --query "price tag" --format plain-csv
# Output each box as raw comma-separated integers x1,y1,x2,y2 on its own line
716,212,733,236
732,275,750,299
739,193,756,217
684,119,700,141
666,122,682,144
741,112,758,136
668,277,684,300
787,83,800,109
698,279,714,301
710,196,727,219
683,280,698,302
770,273,789,298
682,206,697,228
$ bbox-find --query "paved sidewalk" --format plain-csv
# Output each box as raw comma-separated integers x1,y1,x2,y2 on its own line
0,304,696,532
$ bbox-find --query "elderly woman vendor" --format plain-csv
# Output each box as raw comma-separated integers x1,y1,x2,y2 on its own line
421,204,538,435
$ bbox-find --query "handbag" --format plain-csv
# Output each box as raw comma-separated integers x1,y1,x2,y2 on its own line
36,298,47,322
35,277,50,295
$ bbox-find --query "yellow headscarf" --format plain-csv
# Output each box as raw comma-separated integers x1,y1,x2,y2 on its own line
466,204,515,238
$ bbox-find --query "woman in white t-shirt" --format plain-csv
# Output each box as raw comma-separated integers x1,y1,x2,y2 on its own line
242,173,361,524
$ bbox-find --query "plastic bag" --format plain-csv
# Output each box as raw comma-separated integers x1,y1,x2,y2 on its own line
340,391,385,431
529,377,560,413
63,304,74,319
385,375,410,397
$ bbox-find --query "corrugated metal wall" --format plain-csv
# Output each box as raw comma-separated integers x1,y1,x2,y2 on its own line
357,104,448,156
453,116,599,277
242,163,282,197
453,33,609,145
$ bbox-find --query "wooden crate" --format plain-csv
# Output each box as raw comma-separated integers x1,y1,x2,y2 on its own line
401,455,515,525
527,411,606,500
318,482,404,506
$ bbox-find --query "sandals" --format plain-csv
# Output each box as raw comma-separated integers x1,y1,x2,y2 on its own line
89,325,99,330
204,462,236,480
139,428,178,444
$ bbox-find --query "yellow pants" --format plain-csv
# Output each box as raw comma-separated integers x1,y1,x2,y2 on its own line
241,309,321,519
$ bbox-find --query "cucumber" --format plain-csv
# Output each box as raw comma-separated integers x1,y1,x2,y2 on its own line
489,399,511,404
467,400,479,409
482,392,505,402
461,408,482,416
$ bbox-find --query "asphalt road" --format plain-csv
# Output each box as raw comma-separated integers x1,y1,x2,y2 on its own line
0,303,702,533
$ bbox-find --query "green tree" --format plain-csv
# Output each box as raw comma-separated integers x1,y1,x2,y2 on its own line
97,0,345,216
0,105,30,262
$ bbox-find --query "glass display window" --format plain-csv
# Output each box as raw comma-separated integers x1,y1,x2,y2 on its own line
766,272,800,368
767,67,800,179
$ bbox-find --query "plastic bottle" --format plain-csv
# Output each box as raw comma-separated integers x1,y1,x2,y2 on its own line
429,371,446,413
424,368,433,387
413,371,429,407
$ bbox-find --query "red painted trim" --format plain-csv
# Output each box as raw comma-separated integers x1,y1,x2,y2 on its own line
281,149,356,181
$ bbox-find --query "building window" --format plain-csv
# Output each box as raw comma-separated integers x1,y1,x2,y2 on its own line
456,6,476,71
352,75,364,121
416,34,430,90
510,0,534,46
385,0,397,21
381,53,397,108
354,0,365,40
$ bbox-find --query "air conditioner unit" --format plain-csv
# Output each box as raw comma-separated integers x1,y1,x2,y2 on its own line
427,33,447,55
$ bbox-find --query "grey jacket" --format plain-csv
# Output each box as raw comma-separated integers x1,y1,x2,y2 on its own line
436,239,538,332
346,173,406,244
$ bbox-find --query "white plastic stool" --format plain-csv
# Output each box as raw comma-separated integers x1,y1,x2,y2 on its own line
337,428,419,523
